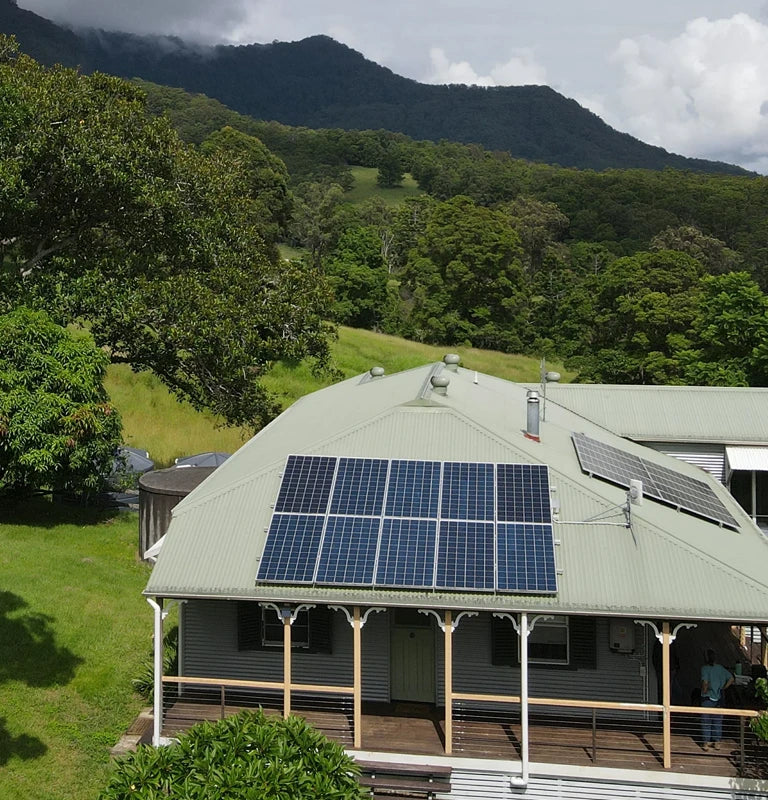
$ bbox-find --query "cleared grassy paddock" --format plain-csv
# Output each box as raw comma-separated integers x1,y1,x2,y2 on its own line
343,166,423,206
0,501,150,800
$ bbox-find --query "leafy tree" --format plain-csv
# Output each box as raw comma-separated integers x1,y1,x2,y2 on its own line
401,196,527,351
650,225,742,275
0,307,121,497
376,146,404,188
500,195,569,275
200,126,293,248
325,226,389,328
289,181,346,268
0,39,332,431
100,710,366,800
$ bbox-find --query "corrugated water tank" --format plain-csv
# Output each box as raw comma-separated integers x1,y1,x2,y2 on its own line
139,466,216,560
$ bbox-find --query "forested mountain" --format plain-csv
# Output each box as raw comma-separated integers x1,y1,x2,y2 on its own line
0,0,748,174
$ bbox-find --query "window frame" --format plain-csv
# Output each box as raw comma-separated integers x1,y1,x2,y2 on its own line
524,615,570,666
260,608,310,649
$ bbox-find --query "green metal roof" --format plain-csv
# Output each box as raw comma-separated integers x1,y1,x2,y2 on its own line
537,383,768,445
145,364,768,622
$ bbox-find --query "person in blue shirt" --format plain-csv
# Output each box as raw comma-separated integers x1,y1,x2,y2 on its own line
700,648,734,750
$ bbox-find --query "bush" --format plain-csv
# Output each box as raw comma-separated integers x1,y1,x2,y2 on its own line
100,710,366,799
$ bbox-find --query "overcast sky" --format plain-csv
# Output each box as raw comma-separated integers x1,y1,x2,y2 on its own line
17,1,768,172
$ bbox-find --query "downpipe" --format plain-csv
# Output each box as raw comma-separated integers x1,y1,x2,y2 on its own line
146,597,164,746
510,611,529,790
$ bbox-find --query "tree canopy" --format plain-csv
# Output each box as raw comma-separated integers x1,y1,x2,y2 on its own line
0,307,122,496
0,37,333,431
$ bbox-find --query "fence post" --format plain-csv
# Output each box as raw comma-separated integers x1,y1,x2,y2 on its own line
740,717,746,774
591,709,597,763
220,685,226,719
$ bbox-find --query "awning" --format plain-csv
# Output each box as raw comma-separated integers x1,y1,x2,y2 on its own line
725,446,768,472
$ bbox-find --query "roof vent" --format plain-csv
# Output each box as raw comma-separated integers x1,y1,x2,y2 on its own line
443,353,461,371
369,366,385,378
544,371,561,383
525,389,540,442
430,374,450,395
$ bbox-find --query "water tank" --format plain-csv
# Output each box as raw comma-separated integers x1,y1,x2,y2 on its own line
139,466,216,560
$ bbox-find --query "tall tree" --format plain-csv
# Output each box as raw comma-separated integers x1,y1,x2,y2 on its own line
0,39,332,431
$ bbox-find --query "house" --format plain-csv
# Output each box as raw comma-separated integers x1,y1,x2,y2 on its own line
144,358,768,799
538,382,768,527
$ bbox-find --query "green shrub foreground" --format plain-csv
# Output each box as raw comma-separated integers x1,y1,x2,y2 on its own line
100,711,366,800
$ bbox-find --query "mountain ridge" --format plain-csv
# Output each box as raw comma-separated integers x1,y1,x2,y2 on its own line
0,0,750,175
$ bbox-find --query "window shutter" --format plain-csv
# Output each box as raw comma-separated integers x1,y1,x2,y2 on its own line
237,601,263,651
308,606,333,654
491,614,519,666
569,616,597,669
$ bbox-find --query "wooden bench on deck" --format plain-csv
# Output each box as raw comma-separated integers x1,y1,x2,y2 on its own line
357,760,452,799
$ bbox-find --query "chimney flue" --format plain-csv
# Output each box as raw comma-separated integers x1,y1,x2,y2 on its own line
525,390,540,441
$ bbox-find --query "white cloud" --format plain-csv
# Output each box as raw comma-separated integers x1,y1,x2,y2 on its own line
611,13,768,171
426,47,547,87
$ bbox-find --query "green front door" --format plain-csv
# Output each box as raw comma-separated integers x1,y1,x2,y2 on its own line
390,609,435,702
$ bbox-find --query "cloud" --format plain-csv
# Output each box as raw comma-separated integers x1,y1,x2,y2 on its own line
425,47,547,87
610,13,768,171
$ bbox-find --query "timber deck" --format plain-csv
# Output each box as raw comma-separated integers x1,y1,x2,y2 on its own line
156,697,766,779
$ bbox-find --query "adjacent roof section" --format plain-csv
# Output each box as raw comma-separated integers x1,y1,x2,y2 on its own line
726,446,768,472
539,384,768,445
145,364,768,622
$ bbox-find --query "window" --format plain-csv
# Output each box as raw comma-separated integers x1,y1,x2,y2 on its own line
236,602,332,653
526,616,569,665
261,608,310,648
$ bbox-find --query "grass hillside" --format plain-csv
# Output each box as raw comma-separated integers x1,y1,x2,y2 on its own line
107,326,573,465
343,166,423,206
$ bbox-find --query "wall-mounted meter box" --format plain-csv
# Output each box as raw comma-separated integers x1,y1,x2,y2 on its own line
609,620,636,653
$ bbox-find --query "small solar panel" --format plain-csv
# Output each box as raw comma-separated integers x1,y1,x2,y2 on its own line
571,434,657,493
375,518,437,587
497,523,558,593
385,459,441,518
643,460,738,529
315,516,379,585
330,457,388,516
274,455,336,514
497,463,552,523
436,521,495,590
572,433,738,530
256,514,324,583
441,461,495,520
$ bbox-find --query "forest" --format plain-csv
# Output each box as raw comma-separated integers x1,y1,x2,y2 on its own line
139,81,768,388
4,40,768,496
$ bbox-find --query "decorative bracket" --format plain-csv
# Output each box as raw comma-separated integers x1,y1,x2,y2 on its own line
634,619,697,644
451,611,479,632
493,612,554,638
417,609,479,632
262,602,316,625
418,608,447,631
160,598,185,620
329,606,386,628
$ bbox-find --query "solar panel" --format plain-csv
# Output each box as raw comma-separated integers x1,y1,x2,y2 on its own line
376,518,437,587
497,463,552,523
572,433,738,529
256,514,324,583
436,521,495,590
385,459,441,518
258,455,558,594
441,461,495,520
330,457,388,516
497,523,558,593
642,460,738,528
315,516,379,585
274,455,336,514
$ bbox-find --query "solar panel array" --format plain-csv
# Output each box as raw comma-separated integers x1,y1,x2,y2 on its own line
256,455,557,594
571,433,738,529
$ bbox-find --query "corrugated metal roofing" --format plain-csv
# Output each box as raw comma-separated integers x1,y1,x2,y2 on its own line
537,383,768,444
726,446,768,472
146,364,768,622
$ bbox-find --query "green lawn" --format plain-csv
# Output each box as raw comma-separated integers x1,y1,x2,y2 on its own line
343,166,423,206
0,501,150,800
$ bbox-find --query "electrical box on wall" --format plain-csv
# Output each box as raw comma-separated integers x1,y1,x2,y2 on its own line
609,620,636,653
